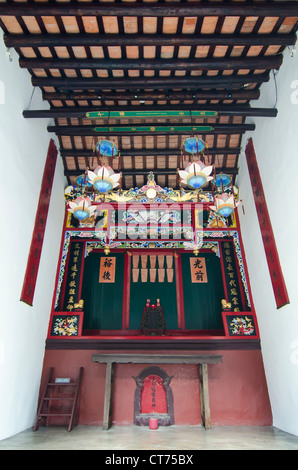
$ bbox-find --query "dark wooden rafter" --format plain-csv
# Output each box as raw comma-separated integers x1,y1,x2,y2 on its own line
32,74,270,89
65,167,239,177
60,148,242,157
5,33,297,49
42,90,261,102
0,1,297,16
19,55,283,71
23,106,277,119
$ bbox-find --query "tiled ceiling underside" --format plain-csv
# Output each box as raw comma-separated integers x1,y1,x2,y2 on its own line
1,0,297,190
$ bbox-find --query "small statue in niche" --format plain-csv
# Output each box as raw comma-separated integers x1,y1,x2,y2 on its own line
141,299,165,336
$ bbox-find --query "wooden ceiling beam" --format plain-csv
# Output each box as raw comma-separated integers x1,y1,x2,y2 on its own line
0,2,297,17
42,90,260,101
65,167,239,177
23,105,277,119
60,148,241,157
5,32,296,49
20,56,283,71
32,73,269,89
48,123,255,135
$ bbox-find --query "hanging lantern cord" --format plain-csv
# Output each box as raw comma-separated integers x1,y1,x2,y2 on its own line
98,139,101,165
213,164,217,198
211,166,215,202
205,141,209,165
195,137,199,161
119,172,122,195
91,138,95,168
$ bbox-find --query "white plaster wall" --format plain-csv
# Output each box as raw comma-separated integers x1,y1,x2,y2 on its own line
0,39,66,440
237,46,298,436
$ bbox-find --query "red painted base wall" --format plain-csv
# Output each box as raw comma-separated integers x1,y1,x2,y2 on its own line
40,348,272,427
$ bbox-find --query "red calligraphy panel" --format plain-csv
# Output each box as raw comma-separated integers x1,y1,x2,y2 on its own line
190,257,208,283
20,139,58,306
99,256,116,283
141,375,167,414
245,138,289,309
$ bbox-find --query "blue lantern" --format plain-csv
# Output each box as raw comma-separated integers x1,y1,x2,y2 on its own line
68,197,97,220
184,137,205,154
87,165,121,194
210,193,241,218
214,173,232,188
178,161,213,190
96,140,118,157
76,174,93,188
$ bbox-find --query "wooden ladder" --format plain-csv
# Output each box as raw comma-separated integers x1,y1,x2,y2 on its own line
33,367,83,432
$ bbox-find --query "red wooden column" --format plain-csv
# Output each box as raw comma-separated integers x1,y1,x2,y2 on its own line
20,139,58,306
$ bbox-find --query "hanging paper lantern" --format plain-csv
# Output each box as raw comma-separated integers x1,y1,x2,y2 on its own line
68,196,97,221
87,165,121,193
210,193,241,218
184,137,205,154
213,173,232,188
75,174,93,189
64,185,74,201
96,140,118,157
178,161,213,189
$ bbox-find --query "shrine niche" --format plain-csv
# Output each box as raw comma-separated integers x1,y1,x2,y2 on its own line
133,367,174,426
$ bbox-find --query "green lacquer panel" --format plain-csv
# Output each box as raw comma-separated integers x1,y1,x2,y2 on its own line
81,252,124,330
181,253,225,330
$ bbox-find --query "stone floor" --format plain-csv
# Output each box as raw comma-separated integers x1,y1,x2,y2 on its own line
0,425,298,451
